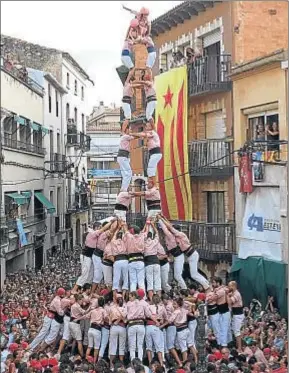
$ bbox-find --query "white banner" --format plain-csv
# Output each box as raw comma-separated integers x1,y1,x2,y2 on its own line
238,187,282,262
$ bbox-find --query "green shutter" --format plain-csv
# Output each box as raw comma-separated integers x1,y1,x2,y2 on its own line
41,127,49,134
7,193,28,205
34,192,56,214
31,122,40,131
15,116,26,126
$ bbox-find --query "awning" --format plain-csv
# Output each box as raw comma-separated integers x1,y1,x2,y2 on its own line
15,116,26,126
34,192,56,214
21,191,32,198
31,122,40,131
41,127,49,135
7,193,29,205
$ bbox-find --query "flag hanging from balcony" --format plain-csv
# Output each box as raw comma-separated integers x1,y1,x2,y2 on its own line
155,65,192,221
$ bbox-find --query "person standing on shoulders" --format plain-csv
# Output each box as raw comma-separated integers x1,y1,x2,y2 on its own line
227,281,244,352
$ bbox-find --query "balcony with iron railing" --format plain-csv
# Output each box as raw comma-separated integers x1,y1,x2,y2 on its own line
3,133,46,156
67,192,90,213
49,153,68,173
188,54,232,97
1,57,44,96
189,138,234,178
170,220,236,262
67,125,91,151
6,212,47,232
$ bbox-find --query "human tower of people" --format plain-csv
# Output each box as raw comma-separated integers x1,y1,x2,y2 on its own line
17,7,250,371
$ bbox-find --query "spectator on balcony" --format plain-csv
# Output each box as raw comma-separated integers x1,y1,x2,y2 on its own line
266,122,280,152
255,123,266,141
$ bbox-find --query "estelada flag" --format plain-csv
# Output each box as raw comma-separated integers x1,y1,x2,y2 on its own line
155,65,192,221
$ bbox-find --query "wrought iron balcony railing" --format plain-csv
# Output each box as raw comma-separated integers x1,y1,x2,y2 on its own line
6,212,47,231
188,54,232,96
170,220,236,261
3,133,46,156
67,125,91,151
189,138,234,178
50,153,68,173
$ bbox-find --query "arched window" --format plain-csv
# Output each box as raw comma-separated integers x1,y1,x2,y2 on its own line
74,107,78,124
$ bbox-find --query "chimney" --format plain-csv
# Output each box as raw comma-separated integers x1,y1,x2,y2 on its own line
100,101,104,106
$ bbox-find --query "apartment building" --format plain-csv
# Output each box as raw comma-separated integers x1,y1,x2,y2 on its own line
1,35,93,248
127,0,288,280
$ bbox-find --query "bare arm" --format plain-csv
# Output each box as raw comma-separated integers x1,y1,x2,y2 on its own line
129,131,146,139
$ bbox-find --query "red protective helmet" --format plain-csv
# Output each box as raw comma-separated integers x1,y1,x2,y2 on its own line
56,288,66,297
137,289,145,298
130,19,139,28
140,7,149,15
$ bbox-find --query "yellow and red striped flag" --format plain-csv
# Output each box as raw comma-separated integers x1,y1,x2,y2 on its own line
155,65,192,221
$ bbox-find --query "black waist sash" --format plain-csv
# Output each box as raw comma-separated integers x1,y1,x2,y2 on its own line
90,323,102,331
170,246,182,257
117,149,130,158
128,253,144,262
93,247,103,258
218,303,229,314
115,254,128,261
146,199,161,211
102,258,113,267
146,95,157,103
144,255,159,266
122,95,132,104
82,246,94,258
207,304,218,316
115,203,128,211
159,258,168,266
232,307,243,315
149,147,161,156
50,310,64,324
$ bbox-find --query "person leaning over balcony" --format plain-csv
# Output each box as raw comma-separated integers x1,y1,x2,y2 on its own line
130,120,162,187
117,123,134,192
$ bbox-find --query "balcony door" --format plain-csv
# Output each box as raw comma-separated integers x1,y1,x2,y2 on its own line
205,110,227,166
207,191,225,246
203,40,221,84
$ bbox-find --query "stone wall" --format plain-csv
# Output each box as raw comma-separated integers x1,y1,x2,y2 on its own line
1,34,63,83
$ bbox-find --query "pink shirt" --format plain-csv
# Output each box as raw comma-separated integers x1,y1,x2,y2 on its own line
206,291,217,305
145,84,156,98
169,307,188,326
148,304,167,323
97,231,110,251
165,301,174,319
109,303,127,323
145,187,160,201
119,134,134,151
170,227,191,251
229,290,243,308
156,242,166,256
144,236,159,256
123,82,133,97
158,221,177,251
90,307,106,325
116,192,132,208
71,303,86,320
85,230,100,249
146,130,160,150
126,299,152,320
110,238,127,256
214,286,227,305
123,232,145,254
104,242,113,257
50,296,63,315
61,298,71,310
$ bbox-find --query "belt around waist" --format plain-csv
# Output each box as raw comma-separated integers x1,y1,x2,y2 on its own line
128,253,144,262
115,254,128,261
103,323,110,329
70,318,80,324
170,246,182,257
117,149,130,158
149,147,161,156
207,305,219,316
90,323,102,331
146,200,161,210
115,203,128,211
188,315,196,322
176,324,187,332
122,95,132,104
93,247,103,258
184,245,195,257
146,95,157,103
128,320,144,327
218,303,229,314
102,259,113,267
232,307,243,315
82,246,94,258
147,320,157,326
144,255,159,266
112,320,126,328
159,258,168,266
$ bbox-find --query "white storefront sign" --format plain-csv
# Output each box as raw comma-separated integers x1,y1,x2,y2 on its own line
238,187,282,262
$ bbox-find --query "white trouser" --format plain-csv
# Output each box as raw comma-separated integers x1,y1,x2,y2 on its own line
62,315,71,341
146,325,163,352
69,322,82,341
99,327,110,357
128,260,145,292
113,259,129,290
92,254,103,284
232,314,245,337
173,254,187,289
208,312,220,342
122,102,132,120
177,327,194,353
188,251,210,290
117,156,132,192
76,255,93,287
128,324,145,361
122,55,134,70
81,319,90,346
114,210,127,222
166,325,177,350
44,319,62,344
30,316,52,351
146,51,156,68
147,209,162,219
102,263,113,287
109,325,127,356
219,311,231,347
88,328,101,349
160,262,171,293
146,100,156,121
188,319,197,349
147,153,162,177
145,264,161,292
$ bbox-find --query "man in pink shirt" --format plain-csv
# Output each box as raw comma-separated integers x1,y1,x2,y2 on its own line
131,179,161,218
117,124,134,192
123,224,145,293
114,191,133,222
